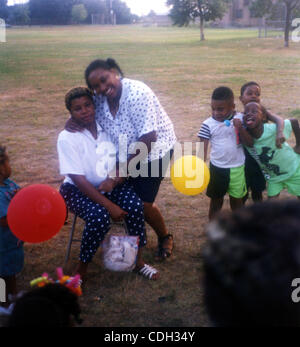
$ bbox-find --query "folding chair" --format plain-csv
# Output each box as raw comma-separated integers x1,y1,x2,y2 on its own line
64,213,129,264
65,213,80,264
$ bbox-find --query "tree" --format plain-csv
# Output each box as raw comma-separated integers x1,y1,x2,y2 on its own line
29,0,77,25
167,0,229,41
148,10,157,17
250,0,300,47
250,0,273,17
0,0,8,20
71,4,88,23
82,0,106,23
7,3,30,25
112,0,132,24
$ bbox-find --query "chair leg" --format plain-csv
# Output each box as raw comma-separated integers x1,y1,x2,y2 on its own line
65,214,78,264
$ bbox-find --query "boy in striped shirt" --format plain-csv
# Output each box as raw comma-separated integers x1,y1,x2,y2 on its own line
198,87,249,220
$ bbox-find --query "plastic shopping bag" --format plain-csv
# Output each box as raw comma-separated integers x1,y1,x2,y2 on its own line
103,235,139,272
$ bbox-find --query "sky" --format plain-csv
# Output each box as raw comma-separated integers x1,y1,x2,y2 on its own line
123,0,169,16
7,0,26,4
7,0,170,16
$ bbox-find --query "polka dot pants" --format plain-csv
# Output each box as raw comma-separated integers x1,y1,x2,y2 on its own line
60,181,146,263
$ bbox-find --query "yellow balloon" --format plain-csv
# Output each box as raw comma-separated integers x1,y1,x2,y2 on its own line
171,155,210,196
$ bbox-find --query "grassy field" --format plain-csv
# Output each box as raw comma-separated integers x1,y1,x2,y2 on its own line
0,25,300,327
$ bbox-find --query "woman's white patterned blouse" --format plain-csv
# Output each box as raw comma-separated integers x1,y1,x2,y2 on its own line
94,78,177,163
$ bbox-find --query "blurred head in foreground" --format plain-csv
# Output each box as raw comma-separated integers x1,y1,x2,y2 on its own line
8,283,82,327
203,199,300,327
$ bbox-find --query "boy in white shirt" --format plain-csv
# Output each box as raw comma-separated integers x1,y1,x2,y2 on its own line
198,87,247,220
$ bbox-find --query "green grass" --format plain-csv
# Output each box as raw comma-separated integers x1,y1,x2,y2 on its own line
290,109,300,118
0,25,300,327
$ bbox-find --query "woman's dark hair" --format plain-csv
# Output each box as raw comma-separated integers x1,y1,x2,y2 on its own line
240,81,260,96
8,284,82,327
84,58,124,89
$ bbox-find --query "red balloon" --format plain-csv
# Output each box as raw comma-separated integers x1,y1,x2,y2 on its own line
7,184,66,243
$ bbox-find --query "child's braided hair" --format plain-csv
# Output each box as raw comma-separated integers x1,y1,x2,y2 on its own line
0,145,7,165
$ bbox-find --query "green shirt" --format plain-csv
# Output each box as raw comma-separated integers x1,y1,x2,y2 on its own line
246,120,300,183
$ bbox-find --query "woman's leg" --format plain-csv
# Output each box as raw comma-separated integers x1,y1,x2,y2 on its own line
143,202,173,259
143,202,167,238
129,151,174,260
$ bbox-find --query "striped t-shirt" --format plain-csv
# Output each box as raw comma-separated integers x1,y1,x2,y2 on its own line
198,113,245,168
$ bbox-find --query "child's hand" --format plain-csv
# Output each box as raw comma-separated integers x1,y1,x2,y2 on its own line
276,133,286,148
65,118,84,133
108,204,128,222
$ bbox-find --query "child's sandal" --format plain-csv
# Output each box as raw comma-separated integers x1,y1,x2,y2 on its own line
136,264,159,280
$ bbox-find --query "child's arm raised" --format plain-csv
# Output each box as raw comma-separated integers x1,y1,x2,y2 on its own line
290,118,300,154
261,106,285,148
233,118,254,147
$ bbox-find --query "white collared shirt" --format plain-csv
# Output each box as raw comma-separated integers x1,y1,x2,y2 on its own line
57,123,116,187
94,78,177,163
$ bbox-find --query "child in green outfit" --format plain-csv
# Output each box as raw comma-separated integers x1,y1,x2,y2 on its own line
241,102,300,198
239,81,286,202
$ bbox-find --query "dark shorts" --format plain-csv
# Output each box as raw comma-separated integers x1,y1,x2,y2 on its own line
244,149,266,193
206,162,247,199
129,149,174,203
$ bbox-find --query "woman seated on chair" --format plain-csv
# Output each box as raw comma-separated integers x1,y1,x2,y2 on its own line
57,87,159,284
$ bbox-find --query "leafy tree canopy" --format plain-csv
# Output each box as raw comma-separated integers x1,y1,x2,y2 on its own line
0,0,8,20
167,0,229,40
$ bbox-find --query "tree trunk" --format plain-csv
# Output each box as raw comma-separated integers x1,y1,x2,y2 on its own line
284,1,291,47
200,16,205,41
